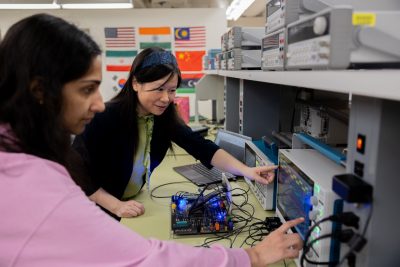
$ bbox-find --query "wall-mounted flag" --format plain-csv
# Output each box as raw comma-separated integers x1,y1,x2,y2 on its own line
174,26,206,49
110,73,128,92
180,73,204,88
138,27,171,50
175,51,205,71
105,50,137,72
105,27,136,48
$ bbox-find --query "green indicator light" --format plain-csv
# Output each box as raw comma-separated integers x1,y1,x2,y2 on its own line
315,184,320,194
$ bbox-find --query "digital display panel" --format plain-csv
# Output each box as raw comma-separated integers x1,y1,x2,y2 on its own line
216,130,251,163
262,34,280,52
287,14,330,44
245,143,257,186
277,153,313,240
267,0,282,17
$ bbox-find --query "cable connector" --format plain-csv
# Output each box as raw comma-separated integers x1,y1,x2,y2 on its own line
331,212,360,229
337,229,355,243
332,173,373,203
347,252,356,267
348,233,367,252
264,217,282,232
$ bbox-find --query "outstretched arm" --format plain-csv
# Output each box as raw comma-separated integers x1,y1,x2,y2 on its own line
211,149,277,184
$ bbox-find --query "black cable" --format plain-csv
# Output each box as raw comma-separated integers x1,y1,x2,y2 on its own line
197,188,265,248
206,201,251,245
201,234,234,248
302,233,338,266
189,189,226,214
302,228,356,266
171,180,270,250
347,252,356,267
187,184,211,213
338,204,373,266
237,217,269,248
150,181,192,199
303,216,332,249
300,215,340,267
300,210,367,267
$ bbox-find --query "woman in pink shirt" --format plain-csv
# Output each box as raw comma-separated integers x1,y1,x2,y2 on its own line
0,13,303,267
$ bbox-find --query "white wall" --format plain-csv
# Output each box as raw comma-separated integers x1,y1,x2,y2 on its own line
0,8,228,119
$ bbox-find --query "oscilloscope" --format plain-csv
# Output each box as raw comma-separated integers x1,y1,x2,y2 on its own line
244,141,276,210
277,149,345,266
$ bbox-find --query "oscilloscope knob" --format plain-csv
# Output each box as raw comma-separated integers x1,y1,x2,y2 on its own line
309,210,320,221
311,196,319,206
313,16,328,35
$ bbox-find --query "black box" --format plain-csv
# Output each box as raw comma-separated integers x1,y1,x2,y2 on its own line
332,174,373,203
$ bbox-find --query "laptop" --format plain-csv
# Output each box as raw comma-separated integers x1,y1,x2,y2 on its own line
173,129,252,186
189,125,209,137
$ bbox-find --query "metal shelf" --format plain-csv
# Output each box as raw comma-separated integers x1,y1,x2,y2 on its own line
209,69,400,101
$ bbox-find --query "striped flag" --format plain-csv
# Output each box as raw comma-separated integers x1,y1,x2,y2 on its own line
174,26,206,49
105,50,137,72
104,27,136,48
138,27,171,50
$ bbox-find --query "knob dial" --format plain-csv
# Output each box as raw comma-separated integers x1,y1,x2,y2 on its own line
313,16,328,35
309,209,320,221
311,196,319,206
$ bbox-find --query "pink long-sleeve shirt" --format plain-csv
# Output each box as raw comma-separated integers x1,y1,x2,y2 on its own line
0,151,250,267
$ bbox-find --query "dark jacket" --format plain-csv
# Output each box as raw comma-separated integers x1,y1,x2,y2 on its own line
72,101,219,200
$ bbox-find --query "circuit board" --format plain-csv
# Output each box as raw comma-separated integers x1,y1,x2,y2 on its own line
171,194,234,235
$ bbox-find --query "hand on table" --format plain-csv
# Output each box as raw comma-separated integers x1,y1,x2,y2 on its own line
114,199,145,218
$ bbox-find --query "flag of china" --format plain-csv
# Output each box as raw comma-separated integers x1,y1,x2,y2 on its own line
175,51,205,71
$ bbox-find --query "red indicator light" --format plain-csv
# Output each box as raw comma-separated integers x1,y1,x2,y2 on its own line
356,134,366,154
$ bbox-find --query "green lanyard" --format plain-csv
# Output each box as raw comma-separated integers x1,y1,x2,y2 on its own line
143,115,154,192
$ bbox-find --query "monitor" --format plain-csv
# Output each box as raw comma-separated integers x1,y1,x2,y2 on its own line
277,152,314,240
215,130,252,163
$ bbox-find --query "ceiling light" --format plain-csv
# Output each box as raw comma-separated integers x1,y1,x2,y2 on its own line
226,0,255,21
61,3,133,9
0,1,60,9
0,0,134,10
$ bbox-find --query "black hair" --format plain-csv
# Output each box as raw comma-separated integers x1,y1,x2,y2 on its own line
0,14,101,171
111,47,184,157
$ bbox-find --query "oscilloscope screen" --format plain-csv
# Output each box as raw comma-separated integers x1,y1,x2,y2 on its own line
277,154,314,240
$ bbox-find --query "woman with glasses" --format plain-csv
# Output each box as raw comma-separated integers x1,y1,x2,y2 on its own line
73,47,277,219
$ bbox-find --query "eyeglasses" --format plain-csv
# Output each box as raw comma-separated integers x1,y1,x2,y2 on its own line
145,87,177,95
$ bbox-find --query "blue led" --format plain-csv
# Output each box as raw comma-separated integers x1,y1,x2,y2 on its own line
304,194,312,207
216,211,226,221
178,199,187,210
209,197,220,208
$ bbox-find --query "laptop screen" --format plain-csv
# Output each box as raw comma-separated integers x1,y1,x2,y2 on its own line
214,130,252,163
